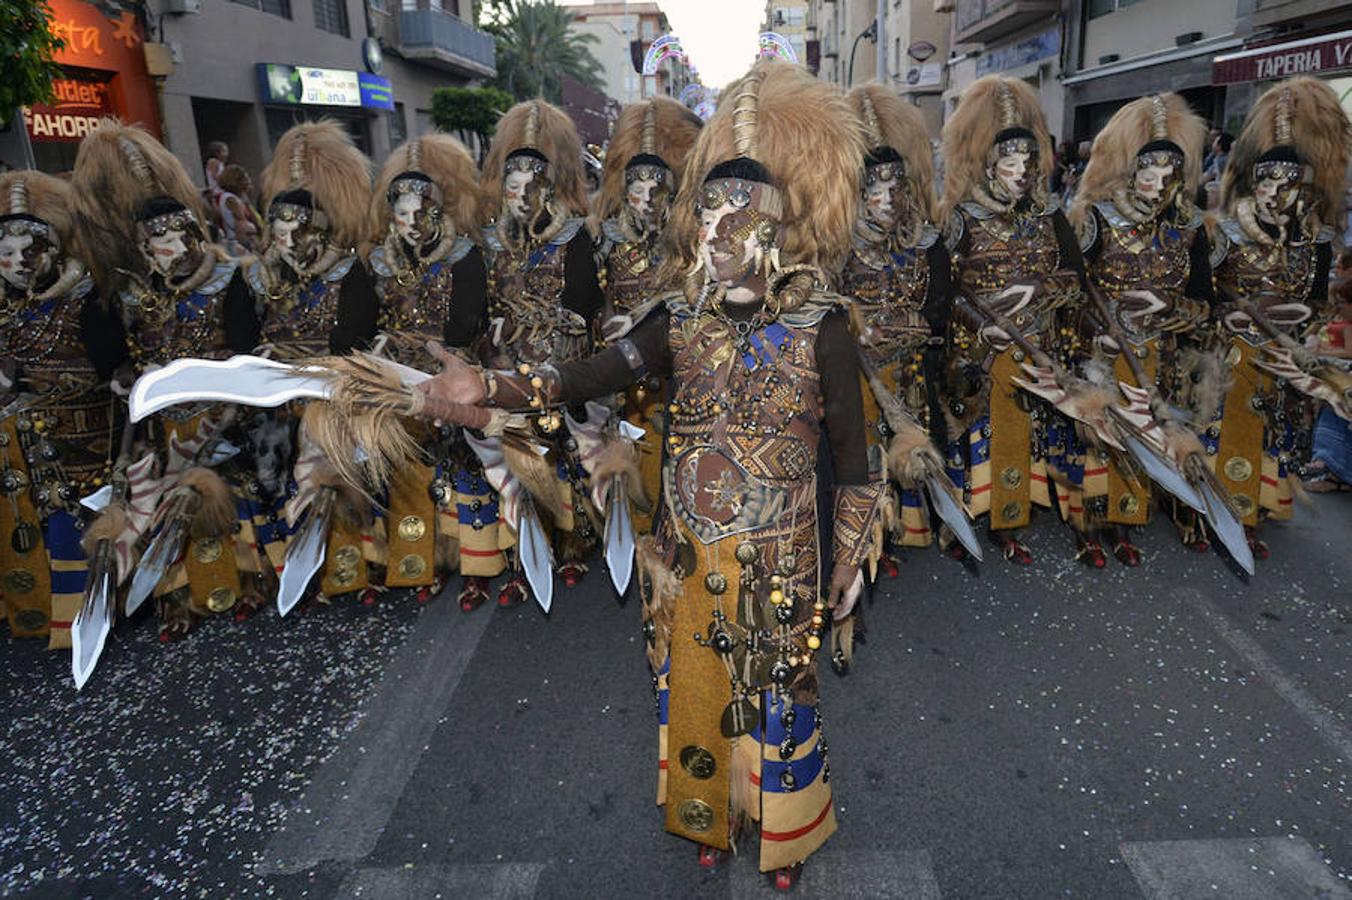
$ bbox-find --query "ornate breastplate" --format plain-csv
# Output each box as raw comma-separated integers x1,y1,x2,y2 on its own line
953,204,1068,341
122,260,237,369
2,277,95,375
602,219,665,317
250,255,357,357
487,221,588,365
372,238,474,367
1091,203,1199,341
842,226,936,366
664,300,830,527
1214,219,1319,312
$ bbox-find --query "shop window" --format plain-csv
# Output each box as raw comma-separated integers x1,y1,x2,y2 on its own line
266,107,370,155
229,0,292,17
389,102,407,147
314,0,350,36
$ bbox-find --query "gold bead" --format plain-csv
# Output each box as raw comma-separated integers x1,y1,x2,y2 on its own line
769,589,784,605
530,375,544,389
811,614,823,626
813,601,826,612
806,635,821,651
518,363,532,375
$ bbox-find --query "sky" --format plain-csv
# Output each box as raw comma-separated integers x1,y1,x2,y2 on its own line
560,0,764,89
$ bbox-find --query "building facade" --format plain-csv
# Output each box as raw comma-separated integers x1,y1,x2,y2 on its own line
567,1,693,106
5,0,495,183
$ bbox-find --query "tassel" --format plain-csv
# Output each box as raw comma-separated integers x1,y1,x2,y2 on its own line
176,467,235,538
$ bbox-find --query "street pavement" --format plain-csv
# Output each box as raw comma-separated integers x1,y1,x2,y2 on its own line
2,495,1350,899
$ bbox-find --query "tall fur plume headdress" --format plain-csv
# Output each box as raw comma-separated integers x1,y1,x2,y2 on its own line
939,76,1053,219
0,170,89,300
668,59,867,281
483,99,588,218
1221,76,1352,224
260,120,372,251
71,119,208,301
846,83,937,223
1070,92,1204,226
592,97,703,224
370,133,485,242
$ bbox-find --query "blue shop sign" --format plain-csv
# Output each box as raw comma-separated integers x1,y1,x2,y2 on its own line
257,63,393,110
976,28,1059,76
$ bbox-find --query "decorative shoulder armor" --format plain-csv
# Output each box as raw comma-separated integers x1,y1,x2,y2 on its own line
943,211,966,252
1208,222,1231,269
368,244,393,279
551,216,586,247
199,259,240,296
1316,225,1337,245
916,222,941,251
321,254,357,284
1076,208,1099,254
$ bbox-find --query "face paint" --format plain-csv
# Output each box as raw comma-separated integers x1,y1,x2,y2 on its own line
993,149,1034,200
626,176,672,233
504,169,543,225
698,203,760,288
392,192,439,249
145,227,198,279
0,231,47,290
863,175,906,229
271,215,327,271
1133,162,1177,204
1255,175,1300,219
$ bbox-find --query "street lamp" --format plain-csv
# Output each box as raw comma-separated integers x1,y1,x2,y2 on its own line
847,19,878,87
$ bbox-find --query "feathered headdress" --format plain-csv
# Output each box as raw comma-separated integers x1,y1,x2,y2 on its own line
1070,92,1205,226
370,133,486,242
846,83,938,223
1221,77,1352,225
667,59,867,281
70,119,208,301
939,76,1053,219
482,99,588,218
591,97,703,224
260,120,372,251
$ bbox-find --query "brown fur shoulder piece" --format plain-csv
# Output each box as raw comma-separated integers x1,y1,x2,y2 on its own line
1221,76,1352,226
667,59,868,278
176,467,236,539
70,119,208,300
939,76,1052,220
846,83,937,223
260,120,373,251
1070,93,1205,228
482,100,588,218
370,133,486,244
592,97,703,225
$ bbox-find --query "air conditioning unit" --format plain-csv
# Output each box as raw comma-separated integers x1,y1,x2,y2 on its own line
1098,53,1120,64
934,0,955,11
164,0,200,13
1175,31,1203,46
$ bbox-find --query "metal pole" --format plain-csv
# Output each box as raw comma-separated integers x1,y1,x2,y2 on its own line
875,0,887,83
847,20,877,87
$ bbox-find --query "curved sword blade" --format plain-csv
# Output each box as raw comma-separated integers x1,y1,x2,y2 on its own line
518,503,554,614
925,474,983,561
130,355,333,422
605,477,636,595
124,515,187,616
1121,435,1205,513
277,489,335,617
1199,481,1255,576
71,543,114,691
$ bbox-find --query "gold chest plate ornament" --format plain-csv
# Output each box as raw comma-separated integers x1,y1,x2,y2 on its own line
1224,456,1253,482
333,544,361,567
398,515,427,542
207,586,237,613
399,554,427,579
679,745,717,780
3,569,36,594
193,537,223,564
677,799,714,833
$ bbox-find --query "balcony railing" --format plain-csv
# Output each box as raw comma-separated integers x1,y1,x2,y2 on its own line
954,0,1058,45
399,7,496,78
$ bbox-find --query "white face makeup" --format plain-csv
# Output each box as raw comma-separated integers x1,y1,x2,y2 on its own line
1254,175,1299,219
393,192,430,248
0,232,36,289
993,150,1033,200
1134,162,1176,203
504,169,536,224
627,177,659,218
698,201,759,294
146,228,192,278
864,176,899,229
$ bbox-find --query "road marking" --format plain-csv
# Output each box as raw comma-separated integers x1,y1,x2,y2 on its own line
1121,836,1351,900
335,862,546,899
1183,590,1352,762
255,602,495,876
728,848,941,899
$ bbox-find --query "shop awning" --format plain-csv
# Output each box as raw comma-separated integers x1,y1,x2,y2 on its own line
1213,29,1352,84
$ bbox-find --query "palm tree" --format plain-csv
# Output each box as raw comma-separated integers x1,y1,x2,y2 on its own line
483,0,605,103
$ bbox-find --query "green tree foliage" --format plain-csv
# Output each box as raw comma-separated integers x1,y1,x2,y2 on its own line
0,0,66,124
429,85,513,150
481,0,604,103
